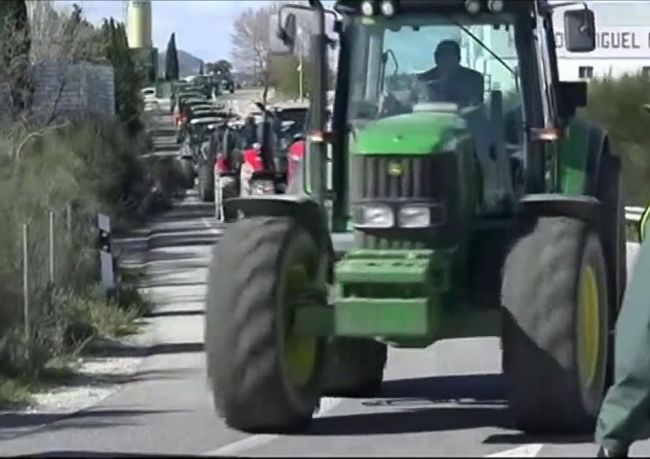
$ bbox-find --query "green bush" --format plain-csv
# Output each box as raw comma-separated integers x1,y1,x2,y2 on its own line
580,72,650,206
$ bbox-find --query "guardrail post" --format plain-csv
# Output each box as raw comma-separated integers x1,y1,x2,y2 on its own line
97,213,116,297
22,223,30,344
49,211,55,285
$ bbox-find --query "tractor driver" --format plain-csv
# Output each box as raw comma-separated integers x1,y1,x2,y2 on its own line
416,40,484,107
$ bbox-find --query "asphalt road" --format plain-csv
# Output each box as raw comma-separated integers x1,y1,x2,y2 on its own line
1,98,648,457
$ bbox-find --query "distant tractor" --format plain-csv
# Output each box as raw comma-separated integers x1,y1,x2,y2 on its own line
205,0,626,436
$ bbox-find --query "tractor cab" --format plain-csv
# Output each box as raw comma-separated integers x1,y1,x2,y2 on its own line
187,116,222,144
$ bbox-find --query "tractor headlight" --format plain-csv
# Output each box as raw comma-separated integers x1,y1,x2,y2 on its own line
354,204,394,229
464,0,481,14
398,204,446,228
487,0,504,12
361,0,375,16
380,0,395,17
251,179,275,195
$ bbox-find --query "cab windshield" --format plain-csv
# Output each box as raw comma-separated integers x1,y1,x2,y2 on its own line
347,13,523,123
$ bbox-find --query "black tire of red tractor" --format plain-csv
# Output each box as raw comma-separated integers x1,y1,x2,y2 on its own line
501,217,609,434
198,163,215,202
180,159,194,189
205,217,326,433
221,179,239,221
321,338,388,397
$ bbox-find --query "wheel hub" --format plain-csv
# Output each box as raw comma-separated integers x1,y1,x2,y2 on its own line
577,264,600,388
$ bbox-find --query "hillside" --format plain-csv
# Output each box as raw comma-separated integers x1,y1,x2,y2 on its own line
157,49,204,78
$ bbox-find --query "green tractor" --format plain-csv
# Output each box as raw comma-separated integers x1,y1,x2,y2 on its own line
205,0,627,435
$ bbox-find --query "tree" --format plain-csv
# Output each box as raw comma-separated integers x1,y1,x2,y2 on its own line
207,59,232,78
102,18,143,136
230,4,279,103
26,1,105,64
164,32,179,81
269,55,311,99
199,62,204,75
0,0,32,116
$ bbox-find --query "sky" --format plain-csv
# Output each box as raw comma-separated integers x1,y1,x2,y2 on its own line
54,1,277,62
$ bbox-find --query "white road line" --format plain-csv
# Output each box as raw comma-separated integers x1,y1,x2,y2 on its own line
485,444,544,457
201,397,342,457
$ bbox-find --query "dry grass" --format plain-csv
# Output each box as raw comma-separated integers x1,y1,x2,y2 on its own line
0,113,168,408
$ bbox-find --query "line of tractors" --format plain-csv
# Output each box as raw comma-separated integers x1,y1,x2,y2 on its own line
172,86,311,221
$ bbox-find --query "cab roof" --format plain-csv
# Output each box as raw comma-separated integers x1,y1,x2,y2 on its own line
334,0,535,15
190,116,224,125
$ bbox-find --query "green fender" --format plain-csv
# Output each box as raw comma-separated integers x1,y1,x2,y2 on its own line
558,116,610,196
640,205,650,242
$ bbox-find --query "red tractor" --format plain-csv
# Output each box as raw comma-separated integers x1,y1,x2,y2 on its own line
213,119,247,221
213,103,309,221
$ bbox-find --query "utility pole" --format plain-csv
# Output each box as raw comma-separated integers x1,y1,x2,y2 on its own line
297,28,304,102
298,54,304,101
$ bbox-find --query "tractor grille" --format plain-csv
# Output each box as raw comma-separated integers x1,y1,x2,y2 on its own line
351,153,457,250
354,155,453,200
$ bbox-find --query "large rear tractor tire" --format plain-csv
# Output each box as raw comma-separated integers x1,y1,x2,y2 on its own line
205,217,327,433
321,338,387,397
502,217,610,434
597,152,626,386
198,163,215,202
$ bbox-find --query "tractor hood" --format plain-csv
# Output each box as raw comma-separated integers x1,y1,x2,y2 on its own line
351,109,468,156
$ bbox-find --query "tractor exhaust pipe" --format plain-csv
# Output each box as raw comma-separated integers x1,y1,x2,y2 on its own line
307,0,329,206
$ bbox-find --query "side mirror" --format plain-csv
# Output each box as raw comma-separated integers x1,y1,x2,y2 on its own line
563,8,596,53
280,13,297,48
557,81,587,120
643,104,650,114
270,12,297,56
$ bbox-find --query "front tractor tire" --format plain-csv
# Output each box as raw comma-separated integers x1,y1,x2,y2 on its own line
198,162,215,202
179,158,194,189
321,338,387,397
501,217,610,434
205,217,327,433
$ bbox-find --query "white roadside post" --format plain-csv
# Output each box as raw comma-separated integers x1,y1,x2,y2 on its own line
22,223,30,344
97,213,116,297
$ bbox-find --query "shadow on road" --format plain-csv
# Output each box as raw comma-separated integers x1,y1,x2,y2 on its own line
85,340,203,360
20,453,203,458
0,409,181,441
310,406,509,435
484,426,650,447
379,373,504,401
154,205,215,224
146,342,204,355
306,373,511,436
144,309,204,318
140,279,208,289
483,432,593,446
148,234,218,249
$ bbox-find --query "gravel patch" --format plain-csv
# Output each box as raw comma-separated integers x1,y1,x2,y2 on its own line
2,355,143,417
